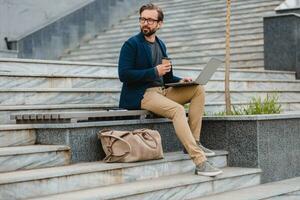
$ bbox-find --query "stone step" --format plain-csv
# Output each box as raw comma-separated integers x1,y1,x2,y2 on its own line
193,176,300,200
117,8,271,31
68,26,264,57
172,52,263,64
0,151,228,199
0,58,118,77
69,43,264,66
168,43,263,56
65,57,264,69
115,10,269,31
175,59,264,69
114,20,264,36
0,99,299,124
0,129,36,147
65,42,265,64
0,88,299,108
64,48,263,64
65,41,264,61
175,68,296,80
63,47,264,64
169,47,263,60
0,59,296,80
0,88,118,106
79,23,263,50
29,167,262,200
73,36,263,56
71,32,263,58
66,40,263,57
64,28,263,57
1,73,299,91
266,191,300,200
0,74,121,89
169,41,265,56
0,99,298,125
98,15,265,40
0,145,71,173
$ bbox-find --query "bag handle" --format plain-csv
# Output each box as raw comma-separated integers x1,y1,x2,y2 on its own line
100,131,131,162
133,129,158,149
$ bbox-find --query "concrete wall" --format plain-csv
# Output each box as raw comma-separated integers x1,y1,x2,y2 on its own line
36,120,181,163
201,114,300,183
35,113,300,183
264,14,300,79
16,0,149,60
0,0,93,50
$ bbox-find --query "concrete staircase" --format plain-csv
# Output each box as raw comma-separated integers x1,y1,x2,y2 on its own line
0,147,263,199
0,58,299,125
60,0,282,70
0,123,71,199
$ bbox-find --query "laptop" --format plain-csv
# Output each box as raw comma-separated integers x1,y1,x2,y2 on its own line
165,58,222,87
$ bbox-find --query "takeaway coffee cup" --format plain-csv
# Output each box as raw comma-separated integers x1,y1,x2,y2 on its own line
162,57,173,81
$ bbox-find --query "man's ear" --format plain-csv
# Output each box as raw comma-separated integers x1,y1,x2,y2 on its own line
158,21,163,29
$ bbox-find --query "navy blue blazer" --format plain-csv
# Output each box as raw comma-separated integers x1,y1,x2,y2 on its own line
118,32,181,109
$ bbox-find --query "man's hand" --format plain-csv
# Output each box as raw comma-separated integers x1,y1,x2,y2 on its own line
156,63,171,77
180,77,193,83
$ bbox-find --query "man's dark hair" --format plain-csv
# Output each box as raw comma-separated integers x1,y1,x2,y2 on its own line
139,3,164,22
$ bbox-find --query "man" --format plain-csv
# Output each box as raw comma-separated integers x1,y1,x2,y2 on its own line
118,3,222,177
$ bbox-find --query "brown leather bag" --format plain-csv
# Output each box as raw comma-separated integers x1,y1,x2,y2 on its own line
98,129,164,162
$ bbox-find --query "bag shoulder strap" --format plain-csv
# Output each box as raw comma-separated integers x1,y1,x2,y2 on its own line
100,131,131,162
132,129,159,149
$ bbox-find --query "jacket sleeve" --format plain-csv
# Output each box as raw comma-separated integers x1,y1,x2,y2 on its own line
172,75,181,82
118,41,158,84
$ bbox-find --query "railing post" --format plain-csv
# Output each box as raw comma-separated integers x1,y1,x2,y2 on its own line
225,0,232,114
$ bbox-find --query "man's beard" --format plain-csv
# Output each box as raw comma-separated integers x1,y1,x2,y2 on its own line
141,26,157,37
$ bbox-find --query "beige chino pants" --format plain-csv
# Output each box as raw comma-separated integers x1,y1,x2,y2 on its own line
141,85,207,165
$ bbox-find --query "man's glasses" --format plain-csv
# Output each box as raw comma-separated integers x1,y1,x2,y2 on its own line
139,17,159,25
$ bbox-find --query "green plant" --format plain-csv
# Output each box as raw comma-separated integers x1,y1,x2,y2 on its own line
213,94,282,116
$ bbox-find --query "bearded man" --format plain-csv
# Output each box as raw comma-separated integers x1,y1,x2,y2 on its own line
118,3,222,177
